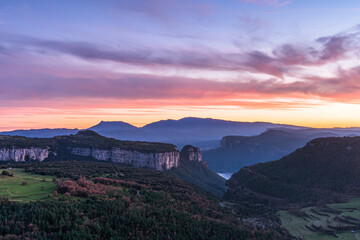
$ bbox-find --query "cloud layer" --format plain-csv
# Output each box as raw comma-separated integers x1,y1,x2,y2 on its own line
1,0,360,129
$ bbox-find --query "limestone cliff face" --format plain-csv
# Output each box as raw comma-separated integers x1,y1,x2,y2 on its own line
0,131,180,170
71,147,180,171
180,145,202,162
0,148,50,162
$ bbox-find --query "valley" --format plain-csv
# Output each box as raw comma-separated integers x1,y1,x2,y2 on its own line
2,122,360,239
3,0,360,238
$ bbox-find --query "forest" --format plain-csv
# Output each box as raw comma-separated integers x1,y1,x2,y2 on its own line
0,130,177,153
0,161,291,240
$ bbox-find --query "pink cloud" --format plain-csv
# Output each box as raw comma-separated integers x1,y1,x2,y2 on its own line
1,26,360,111
1,67,360,107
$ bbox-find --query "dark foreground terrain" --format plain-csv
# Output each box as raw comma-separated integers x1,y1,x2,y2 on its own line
0,161,291,240
224,136,360,239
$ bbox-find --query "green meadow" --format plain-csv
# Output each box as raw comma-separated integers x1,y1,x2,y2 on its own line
279,198,360,240
0,168,57,202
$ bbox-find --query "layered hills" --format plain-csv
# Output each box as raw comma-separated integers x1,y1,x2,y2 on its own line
1,117,302,149
224,136,360,206
204,128,347,173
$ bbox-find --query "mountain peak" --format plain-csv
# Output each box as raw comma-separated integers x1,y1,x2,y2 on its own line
89,121,137,131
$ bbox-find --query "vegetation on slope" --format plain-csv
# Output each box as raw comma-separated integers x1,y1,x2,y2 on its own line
0,161,290,240
0,130,178,153
204,129,338,173
169,158,226,197
225,136,360,206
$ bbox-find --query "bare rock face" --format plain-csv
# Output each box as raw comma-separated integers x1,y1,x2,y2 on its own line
0,148,50,162
71,147,180,171
180,145,202,162
0,131,181,171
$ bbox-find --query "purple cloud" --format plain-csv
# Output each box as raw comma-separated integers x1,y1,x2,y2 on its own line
1,25,359,80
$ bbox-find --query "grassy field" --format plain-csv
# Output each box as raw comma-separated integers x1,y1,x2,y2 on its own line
279,198,360,240
0,168,57,202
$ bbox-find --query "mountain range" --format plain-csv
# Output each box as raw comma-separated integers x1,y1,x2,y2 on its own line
0,117,303,150
204,127,360,173
2,117,360,175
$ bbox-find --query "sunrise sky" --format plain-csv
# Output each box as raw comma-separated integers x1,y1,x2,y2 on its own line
1,0,360,130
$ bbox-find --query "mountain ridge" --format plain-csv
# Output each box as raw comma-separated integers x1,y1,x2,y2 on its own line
0,117,306,149
224,136,360,206
203,127,360,173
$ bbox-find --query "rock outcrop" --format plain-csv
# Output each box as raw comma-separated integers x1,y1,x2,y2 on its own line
71,147,179,171
0,131,181,171
0,148,50,162
180,145,202,162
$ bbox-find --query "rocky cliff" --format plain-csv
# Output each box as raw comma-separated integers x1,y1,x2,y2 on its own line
0,131,180,170
180,145,202,162
0,148,50,162
71,147,179,170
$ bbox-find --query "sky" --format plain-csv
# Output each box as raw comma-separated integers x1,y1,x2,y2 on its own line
1,0,360,130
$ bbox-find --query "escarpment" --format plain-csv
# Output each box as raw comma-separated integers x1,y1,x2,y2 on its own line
70,147,179,170
0,148,50,162
0,131,180,170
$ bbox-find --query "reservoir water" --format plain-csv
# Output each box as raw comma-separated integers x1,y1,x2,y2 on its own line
217,173,233,180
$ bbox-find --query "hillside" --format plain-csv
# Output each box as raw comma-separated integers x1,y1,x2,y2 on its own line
204,129,343,173
224,136,360,206
169,145,226,196
0,161,291,239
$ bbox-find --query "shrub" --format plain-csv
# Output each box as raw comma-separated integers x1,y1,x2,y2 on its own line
2,170,13,177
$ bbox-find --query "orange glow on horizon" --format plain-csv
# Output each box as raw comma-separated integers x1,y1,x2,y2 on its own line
2,102,360,132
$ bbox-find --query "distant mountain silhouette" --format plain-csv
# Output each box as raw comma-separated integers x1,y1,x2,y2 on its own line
0,128,79,138
90,117,306,149
0,117,303,149
89,121,137,132
1,118,360,158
